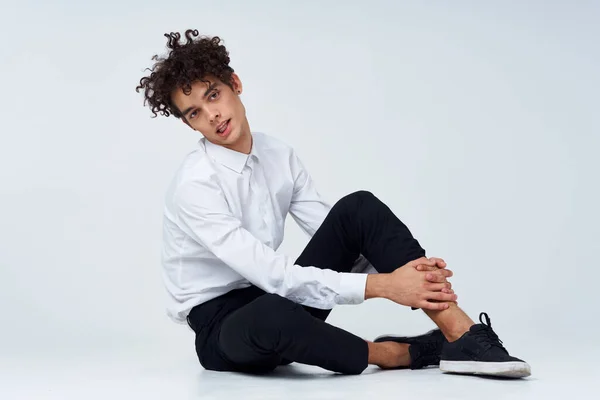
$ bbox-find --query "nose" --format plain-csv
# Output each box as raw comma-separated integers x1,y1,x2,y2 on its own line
208,106,220,123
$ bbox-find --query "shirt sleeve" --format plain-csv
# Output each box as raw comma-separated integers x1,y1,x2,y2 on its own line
174,176,366,309
287,148,332,237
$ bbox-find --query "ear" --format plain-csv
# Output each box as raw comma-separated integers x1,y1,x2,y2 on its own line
231,73,243,95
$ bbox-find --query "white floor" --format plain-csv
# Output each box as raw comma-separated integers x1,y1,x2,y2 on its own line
2,344,598,400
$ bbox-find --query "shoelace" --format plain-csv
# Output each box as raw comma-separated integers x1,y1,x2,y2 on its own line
471,312,508,353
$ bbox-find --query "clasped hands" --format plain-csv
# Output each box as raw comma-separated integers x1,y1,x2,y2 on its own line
370,256,458,311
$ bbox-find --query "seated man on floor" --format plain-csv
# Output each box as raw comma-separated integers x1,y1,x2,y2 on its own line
136,29,531,378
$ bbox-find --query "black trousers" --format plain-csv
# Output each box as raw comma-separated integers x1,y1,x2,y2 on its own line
186,190,426,375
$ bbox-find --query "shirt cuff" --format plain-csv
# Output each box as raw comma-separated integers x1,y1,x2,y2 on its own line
336,272,368,305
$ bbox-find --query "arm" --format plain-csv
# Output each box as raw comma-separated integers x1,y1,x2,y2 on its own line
287,148,331,237
175,177,367,309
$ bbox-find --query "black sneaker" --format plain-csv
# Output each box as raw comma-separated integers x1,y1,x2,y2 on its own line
374,329,445,369
440,312,531,378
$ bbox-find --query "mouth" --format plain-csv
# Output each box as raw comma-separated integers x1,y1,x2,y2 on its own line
216,119,232,137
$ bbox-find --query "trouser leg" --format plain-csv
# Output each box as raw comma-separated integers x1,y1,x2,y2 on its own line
218,293,369,374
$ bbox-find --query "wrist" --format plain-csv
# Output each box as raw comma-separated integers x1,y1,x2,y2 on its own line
365,273,390,300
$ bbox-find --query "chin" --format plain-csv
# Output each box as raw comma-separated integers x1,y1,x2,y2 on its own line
227,129,241,142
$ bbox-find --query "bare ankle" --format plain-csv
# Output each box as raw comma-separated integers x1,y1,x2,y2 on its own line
424,304,475,342
367,341,411,369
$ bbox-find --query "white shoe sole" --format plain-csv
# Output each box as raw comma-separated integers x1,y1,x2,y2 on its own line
440,360,531,378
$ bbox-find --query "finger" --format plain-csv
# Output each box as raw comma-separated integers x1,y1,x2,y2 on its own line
424,282,452,291
419,301,450,311
441,288,454,294
437,268,454,278
428,257,447,268
408,257,436,268
426,292,458,302
425,272,448,283
416,264,439,272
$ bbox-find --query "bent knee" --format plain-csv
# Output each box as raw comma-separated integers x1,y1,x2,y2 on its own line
333,190,377,213
343,190,375,202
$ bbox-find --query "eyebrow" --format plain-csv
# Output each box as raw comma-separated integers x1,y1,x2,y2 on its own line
181,82,219,117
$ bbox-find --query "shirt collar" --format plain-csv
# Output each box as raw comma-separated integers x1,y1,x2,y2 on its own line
202,136,259,174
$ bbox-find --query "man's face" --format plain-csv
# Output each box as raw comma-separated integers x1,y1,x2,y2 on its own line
171,73,250,152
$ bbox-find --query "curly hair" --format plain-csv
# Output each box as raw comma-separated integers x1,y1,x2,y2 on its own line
135,29,235,119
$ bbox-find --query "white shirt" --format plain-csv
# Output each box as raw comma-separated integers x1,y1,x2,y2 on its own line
161,132,374,324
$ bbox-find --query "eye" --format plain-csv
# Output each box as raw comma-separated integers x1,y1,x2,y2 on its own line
210,90,220,100
189,110,198,119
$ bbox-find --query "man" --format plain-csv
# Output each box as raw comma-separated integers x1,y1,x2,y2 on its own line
136,29,530,378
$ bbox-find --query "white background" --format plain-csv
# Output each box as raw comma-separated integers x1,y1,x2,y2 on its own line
1,0,599,398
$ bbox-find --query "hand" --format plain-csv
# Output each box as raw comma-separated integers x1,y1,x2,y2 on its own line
414,257,454,295
371,257,457,310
